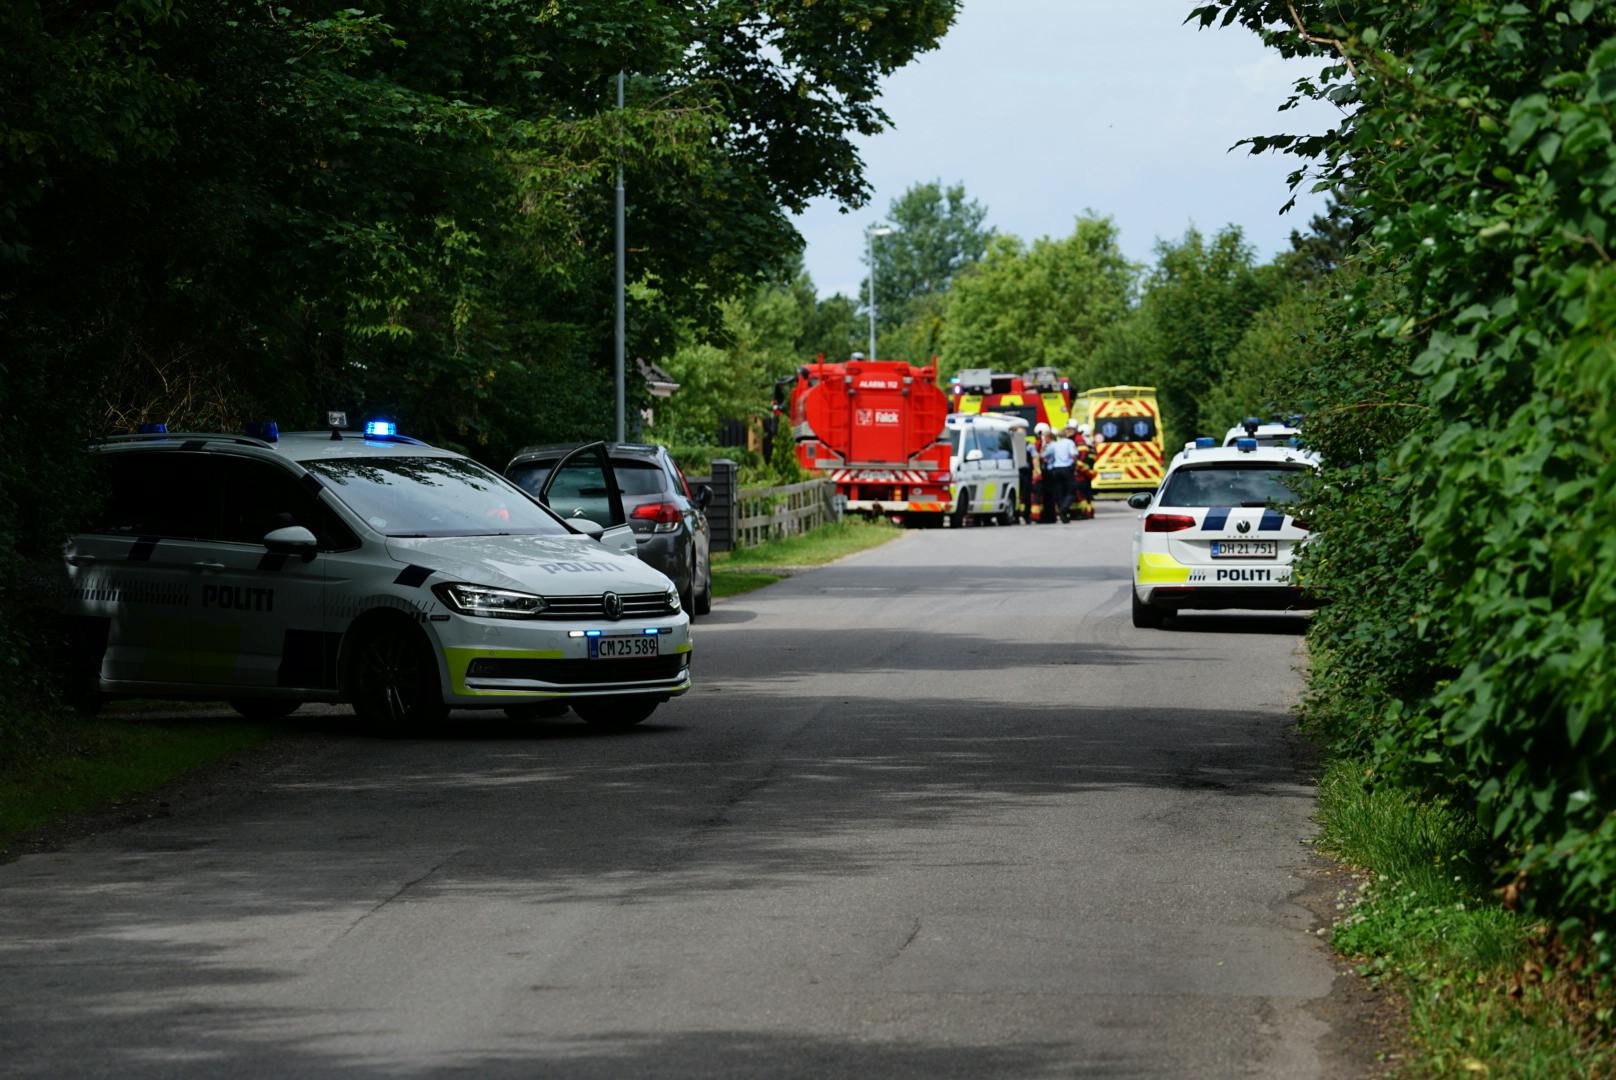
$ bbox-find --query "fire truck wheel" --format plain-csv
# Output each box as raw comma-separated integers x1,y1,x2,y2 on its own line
950,490,971,528
997,492,1017,527
1131,590,1167,629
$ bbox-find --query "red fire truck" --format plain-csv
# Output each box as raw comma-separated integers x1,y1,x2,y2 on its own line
777,357,953,527
948,367,1080,432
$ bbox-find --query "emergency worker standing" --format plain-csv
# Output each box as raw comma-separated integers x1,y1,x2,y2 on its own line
1041,425,1079,523
1072,441,1096,520
1031,422,1052,523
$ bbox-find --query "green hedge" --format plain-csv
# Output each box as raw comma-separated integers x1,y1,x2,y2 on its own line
1197,1,1616,961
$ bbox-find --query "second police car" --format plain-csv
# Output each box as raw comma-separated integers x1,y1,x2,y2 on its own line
63,419,692,729
1127,436,1320,629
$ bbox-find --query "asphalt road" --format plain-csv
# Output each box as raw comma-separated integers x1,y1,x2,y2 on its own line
0,504,1352,1078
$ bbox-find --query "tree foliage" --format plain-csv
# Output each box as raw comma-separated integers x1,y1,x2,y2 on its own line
863,180,992,332
1193,0,1616,949
939,215,1134,379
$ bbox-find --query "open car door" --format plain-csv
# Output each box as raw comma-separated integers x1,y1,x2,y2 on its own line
536,442,637,558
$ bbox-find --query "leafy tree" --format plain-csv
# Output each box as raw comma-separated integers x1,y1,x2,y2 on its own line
1193,0,1616,944
1083,225,1282,439
939,215,1135,380
862,180,992,331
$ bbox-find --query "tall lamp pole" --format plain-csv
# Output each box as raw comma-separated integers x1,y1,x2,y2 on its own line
614,71,626,442
866,224,893,360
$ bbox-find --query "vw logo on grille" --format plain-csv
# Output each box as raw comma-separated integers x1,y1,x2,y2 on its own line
602,591,623,620
1236,519,1252,534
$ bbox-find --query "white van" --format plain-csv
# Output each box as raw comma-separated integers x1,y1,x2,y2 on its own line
945,412,1028,526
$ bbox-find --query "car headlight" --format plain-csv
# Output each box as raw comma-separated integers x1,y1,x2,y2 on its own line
665,586,681,613
433,582,548,619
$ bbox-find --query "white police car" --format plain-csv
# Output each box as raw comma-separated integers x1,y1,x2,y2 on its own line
63,421,692,729
1127,436,1320,628
1222,415,1301,447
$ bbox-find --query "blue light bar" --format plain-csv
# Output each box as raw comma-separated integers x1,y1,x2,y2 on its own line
365,420,397,437
245,421,279,442
138,423,168,434
1236,437,1258,452
1194,436,1216,449
585,630,602,637
643,628,659,635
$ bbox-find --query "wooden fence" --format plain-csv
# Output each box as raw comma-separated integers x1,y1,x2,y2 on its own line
733,478,837,549
690,464,839,552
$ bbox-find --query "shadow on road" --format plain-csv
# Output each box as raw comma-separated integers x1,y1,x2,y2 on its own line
1158,612,1311,636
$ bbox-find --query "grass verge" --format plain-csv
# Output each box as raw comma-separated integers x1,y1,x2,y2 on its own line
0,706,281,851
711,518,900,599
1317,756,1612,1076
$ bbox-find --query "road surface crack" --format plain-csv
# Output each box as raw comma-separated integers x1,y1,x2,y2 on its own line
338,850,463,939
884,916,922,965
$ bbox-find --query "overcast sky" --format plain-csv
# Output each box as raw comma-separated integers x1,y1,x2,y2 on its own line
791,0,1341,298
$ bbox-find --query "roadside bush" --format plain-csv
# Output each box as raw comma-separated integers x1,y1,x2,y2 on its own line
1197,1,1616,958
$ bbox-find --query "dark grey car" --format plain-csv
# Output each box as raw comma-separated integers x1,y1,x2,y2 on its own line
506,443,713,616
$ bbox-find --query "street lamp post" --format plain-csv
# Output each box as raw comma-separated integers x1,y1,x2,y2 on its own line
866,225,893,361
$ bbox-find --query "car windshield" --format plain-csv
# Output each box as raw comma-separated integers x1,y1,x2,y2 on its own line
508,458,666,498
306,456,567,538
1160,464,1313,508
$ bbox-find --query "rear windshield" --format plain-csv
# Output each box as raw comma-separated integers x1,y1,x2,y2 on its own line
1160,464,1312,508
1224,434,1299,447
508,458,667,498
306,456,566,538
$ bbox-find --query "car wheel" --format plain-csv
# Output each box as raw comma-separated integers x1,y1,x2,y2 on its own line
680,551,696,615
350,621,446,732
230,699,302,721
1131,590,1167,629
505,701,570,721
571,695,660,729
997,490,1018,527
694,559,713,616
950,489,971,528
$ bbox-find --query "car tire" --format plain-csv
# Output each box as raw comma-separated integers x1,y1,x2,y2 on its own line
950,489,971,528
997,490,1018,527
230,699,302,721
1131,590,1167,629
571,695,659,730
680,550,696,616
694,559,713,615
505,701,570,721
349,621,447,732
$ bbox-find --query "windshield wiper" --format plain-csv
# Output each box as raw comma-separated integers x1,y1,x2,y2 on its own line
1239,501,1270,508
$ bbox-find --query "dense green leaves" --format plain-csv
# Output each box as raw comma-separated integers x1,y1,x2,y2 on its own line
1196,0,1616,956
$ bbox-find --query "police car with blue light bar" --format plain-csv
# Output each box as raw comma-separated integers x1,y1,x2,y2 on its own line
63,415,692,728
1126,435,1321,629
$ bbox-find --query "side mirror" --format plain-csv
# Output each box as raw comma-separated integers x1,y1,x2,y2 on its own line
964,449,984,463
263,525,319,561
1127,492,1153,510
599,524,637,557
567,518,605,540
693,484,712,511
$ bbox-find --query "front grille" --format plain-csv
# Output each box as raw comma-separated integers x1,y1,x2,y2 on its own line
539,591,672,619
466,655,687,685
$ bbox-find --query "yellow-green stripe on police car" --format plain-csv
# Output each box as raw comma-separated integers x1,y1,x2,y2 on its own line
1135,553,1191,584
444,646,565,697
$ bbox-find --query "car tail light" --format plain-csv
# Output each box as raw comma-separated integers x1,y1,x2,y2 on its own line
631,501,682,533
1144,513,1197,533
